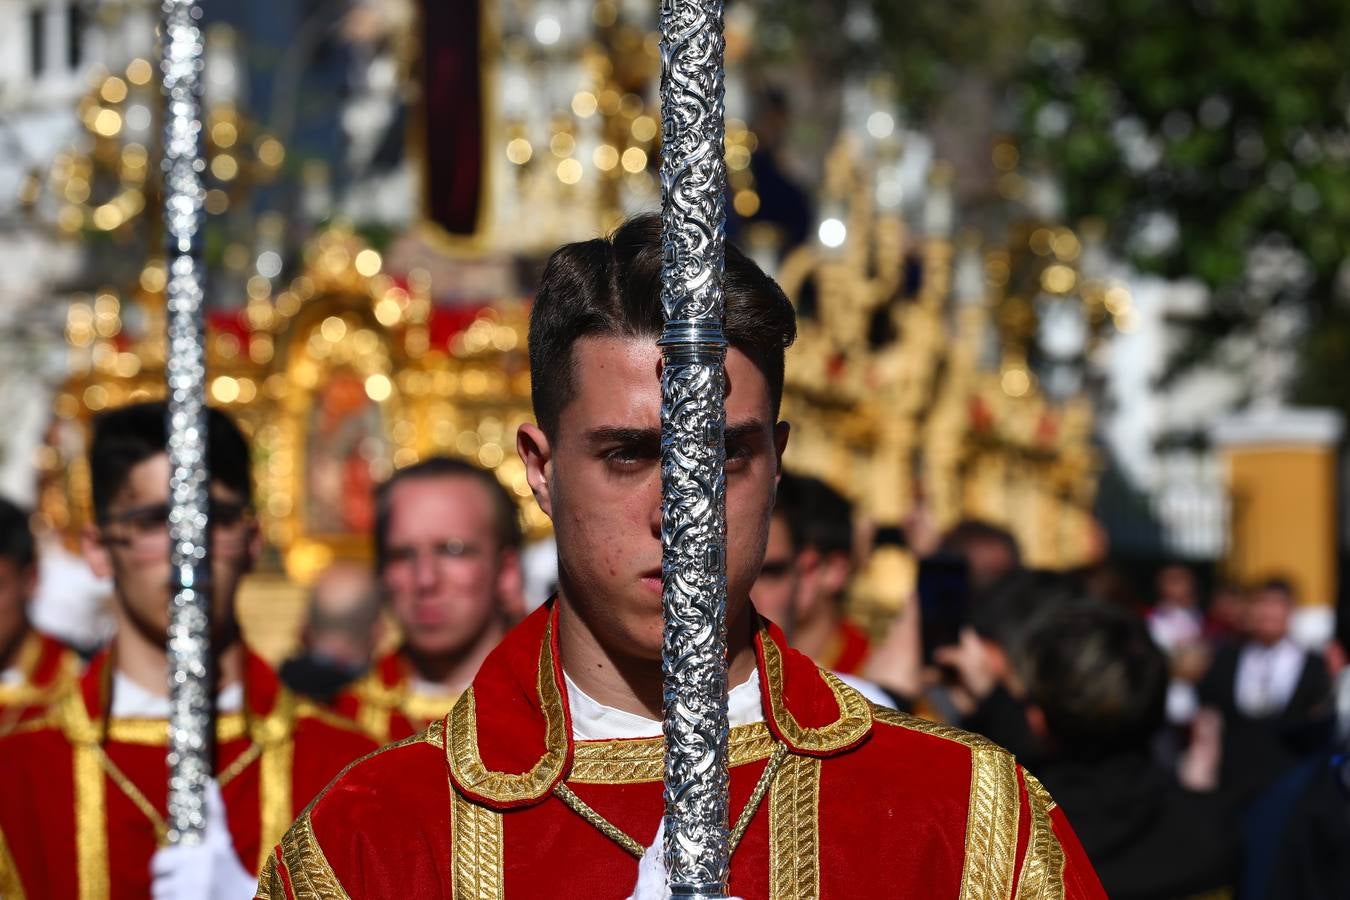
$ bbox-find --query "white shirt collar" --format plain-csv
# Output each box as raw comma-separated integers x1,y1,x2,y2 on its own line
565,669,764,741
109,671,245,719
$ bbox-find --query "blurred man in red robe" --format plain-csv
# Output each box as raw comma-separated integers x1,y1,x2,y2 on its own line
334,456,524,742
0,496,79,737
0,403,376,899
752,473,873,676
259,216,1104,898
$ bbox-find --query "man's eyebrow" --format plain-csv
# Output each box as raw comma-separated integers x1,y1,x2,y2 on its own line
586,426,660,446
724,420,768,442
585,419,767,446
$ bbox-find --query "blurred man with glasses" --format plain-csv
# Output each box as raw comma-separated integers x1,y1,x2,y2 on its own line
335,456,523,742
0,402,376,900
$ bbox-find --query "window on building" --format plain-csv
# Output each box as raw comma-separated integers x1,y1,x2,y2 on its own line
68,3,84,70
29,7,46,78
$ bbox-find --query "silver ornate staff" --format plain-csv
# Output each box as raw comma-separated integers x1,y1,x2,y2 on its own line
161,0,213,845
657,0,731,896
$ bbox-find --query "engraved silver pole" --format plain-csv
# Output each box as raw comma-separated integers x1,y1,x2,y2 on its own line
161,0,213,846
657,0,731,896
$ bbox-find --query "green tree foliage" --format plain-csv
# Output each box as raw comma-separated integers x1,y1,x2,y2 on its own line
1016,0,1349,405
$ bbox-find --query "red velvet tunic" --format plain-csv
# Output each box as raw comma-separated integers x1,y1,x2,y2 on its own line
0,631,80,737
260,602,1105,899
0,648,377,899
333,650,460,743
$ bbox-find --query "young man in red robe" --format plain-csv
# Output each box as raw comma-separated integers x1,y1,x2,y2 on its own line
259,215,1105,899
0,403,376,899
752,473,873,676
334,456,524,742
0,496,80,737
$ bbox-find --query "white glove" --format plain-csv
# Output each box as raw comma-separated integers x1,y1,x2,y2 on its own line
627,820,744,900
628,820,668,900
150,779,259,900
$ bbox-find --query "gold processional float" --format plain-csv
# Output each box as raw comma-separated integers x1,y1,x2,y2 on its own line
29,6,1123,653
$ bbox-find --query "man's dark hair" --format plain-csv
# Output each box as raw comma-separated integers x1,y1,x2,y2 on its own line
774,472,852,557
969,569,1079,658
374,456,523,571
1025,601,1168,760
0,497,35,569
527,214,797,435
1257,575,1297,602
943,519,1022,567
89,402,252,522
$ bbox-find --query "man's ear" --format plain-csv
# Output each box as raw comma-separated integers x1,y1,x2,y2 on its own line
81,523,113,581
772,420,790,482
244,520,263,573
1025,704,1049,742
516,423,555,520
821,551,852,597
495,547,526,623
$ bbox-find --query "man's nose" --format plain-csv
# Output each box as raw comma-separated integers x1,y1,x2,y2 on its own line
414,551,440,591
647,471,663,539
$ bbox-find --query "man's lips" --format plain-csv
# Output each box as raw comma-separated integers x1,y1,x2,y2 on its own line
639,570,663,595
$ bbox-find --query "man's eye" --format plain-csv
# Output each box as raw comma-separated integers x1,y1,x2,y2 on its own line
438,541,472,558
603,447,649,468
387,547,416,563
724,443,753,469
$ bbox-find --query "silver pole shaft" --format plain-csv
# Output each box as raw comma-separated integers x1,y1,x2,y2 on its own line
161,0,212,846
657,0,730,896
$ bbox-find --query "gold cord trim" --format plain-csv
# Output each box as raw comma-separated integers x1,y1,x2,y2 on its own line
552,784,646,858
554,743,789,861
0,824,27,900
569,721,777,784
446,620,567,804
74,741,109,900
450,787,505,899
958,747,1020,900
278,812,350,900
759,633,871,753
1013,772,1065,900
768,753,821,900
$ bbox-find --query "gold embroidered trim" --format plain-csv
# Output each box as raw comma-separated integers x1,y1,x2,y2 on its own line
259,716,295,872
768,753,820,900
869,704,1001,750
74,741,109,900
451,787,505,899
401,690,460,728
759,632,871,753
104,711,248,745
958,747,1020,900
569,721,778,784
0,635,77,736
1013,772,1065,900
278,812,350,900
446,620,567,804
0,824,27,900
257,852,281,900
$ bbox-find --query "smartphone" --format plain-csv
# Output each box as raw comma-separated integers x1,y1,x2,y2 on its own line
918,554,970,665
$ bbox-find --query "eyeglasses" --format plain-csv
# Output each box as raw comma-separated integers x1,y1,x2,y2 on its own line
383,540,485,569
99,499,255,558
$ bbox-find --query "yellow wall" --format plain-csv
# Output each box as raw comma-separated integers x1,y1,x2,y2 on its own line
1225,446,1338,606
